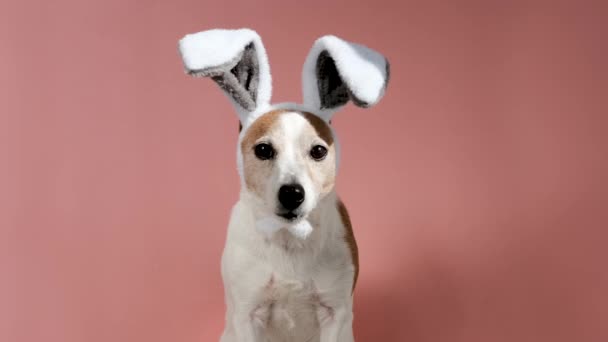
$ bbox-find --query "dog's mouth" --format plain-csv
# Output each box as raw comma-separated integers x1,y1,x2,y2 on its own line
278,211,299,221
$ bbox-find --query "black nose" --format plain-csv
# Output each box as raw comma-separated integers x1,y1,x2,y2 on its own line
278,184,305,211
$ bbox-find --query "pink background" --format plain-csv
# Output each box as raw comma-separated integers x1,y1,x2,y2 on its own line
2,1,607,341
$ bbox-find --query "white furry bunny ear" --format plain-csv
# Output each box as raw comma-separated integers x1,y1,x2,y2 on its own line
302,35,390,120
178,28,272,123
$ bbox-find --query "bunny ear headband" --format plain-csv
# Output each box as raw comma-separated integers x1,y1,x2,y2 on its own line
178,28,390,127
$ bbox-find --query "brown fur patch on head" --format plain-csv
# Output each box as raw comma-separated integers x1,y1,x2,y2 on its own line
241,110,286,149
302,112,334,145
301,112,335,194
337,198,358,293
240,110,285,195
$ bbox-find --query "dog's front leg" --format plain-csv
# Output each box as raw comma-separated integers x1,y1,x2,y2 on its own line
231,310,261,342
318,306,354,342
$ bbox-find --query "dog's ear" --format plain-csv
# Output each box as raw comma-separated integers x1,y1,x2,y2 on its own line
179,29,272,124
302,35,390,120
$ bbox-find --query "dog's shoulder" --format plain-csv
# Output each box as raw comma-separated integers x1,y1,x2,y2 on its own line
335,198,359,292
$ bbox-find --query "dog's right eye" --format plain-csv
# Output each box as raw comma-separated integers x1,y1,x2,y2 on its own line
254,143,275,160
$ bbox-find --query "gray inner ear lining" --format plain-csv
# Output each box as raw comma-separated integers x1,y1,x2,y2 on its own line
187,43,260,112
316,51,349,109
316,50,390,109
383,58,391,91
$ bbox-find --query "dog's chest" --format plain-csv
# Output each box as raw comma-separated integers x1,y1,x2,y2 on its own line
247,231,348,339
261,229,349,287
222,199,355,340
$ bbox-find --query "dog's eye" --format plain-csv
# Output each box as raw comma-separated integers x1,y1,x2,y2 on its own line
310,145,328,161
254,143,275,160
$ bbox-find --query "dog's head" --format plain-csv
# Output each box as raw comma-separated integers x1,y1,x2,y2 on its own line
238,109,336,223
178,29,389,231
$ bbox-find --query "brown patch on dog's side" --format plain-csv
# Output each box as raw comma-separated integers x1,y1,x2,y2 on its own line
302,112,334,145
337,198,359,293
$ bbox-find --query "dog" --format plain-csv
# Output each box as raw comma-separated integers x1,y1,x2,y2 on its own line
178,28,389,341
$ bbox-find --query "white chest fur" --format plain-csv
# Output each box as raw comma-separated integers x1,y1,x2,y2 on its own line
220,192,356,342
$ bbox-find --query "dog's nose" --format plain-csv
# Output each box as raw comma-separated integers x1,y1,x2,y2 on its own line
278,184,305,211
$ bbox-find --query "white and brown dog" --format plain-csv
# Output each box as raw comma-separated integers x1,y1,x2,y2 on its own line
178,28,389,342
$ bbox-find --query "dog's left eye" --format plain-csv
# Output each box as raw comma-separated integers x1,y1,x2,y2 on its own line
310,145,328,161
254,143,275,160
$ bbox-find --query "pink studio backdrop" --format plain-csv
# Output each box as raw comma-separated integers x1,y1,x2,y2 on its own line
1,1,607,341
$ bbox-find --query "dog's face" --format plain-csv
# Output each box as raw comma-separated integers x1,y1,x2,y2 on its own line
240,110,337,222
